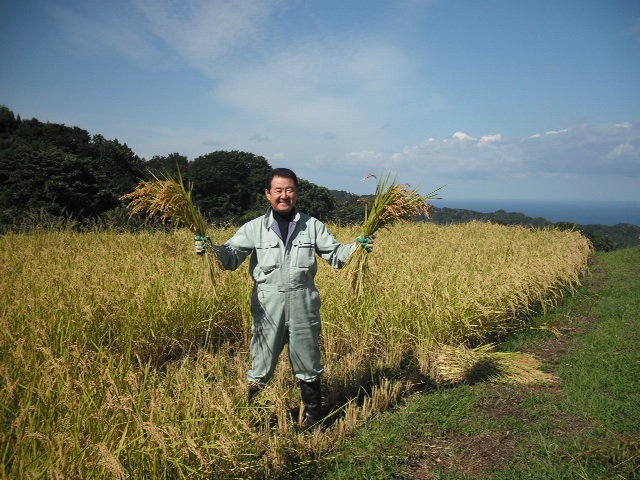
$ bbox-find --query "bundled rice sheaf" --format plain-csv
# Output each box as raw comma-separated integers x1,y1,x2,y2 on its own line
344,171,443,296
120,171,221,285
429,343,554,385
120,171,206,233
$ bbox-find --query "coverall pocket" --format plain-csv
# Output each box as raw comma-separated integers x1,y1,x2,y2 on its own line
293,241,316,268
255,240,280,273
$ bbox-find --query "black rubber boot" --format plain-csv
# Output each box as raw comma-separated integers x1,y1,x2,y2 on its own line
247,383,262,404
299,379,322,431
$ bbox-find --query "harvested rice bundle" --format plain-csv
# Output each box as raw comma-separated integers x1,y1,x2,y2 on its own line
344,171,442,296
120,171,206,232
120,171,221,285
429,343,554,385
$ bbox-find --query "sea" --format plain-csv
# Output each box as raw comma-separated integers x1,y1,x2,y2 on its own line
430,199,640,227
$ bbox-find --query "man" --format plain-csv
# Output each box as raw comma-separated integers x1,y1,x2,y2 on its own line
194,167,373,430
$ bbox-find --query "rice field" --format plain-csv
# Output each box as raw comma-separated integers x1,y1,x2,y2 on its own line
0,221,592,478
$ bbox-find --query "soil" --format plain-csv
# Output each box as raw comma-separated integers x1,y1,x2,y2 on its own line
398,277,599,479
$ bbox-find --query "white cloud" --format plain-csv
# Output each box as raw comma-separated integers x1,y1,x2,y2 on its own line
35,1,640,200
42,0,435,174
387,121,640,180
606,142,638,159
208,37,413,135
103,1,424,157
46,3,162,66
452,131,476,141
132,0,276,72
478,134,502,146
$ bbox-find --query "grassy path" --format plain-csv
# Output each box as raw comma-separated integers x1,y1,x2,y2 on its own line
308,248,640,479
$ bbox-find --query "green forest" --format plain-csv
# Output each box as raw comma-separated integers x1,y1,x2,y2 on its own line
0,105,363,230
1,105,638,250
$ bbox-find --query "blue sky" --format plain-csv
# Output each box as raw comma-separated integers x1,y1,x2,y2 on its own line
1,0,639,201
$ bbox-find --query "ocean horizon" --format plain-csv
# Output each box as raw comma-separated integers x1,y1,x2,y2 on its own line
430,199,640,227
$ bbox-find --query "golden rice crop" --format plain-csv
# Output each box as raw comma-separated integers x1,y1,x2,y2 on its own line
320,221,592,377
0,221,592,478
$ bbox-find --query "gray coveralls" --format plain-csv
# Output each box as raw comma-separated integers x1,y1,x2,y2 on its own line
213,208,355,385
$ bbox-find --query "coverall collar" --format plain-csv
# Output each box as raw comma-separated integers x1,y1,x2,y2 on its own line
264,207,300,244
264,207,300,226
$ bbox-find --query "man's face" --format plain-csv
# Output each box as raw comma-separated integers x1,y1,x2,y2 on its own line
265,175,297,215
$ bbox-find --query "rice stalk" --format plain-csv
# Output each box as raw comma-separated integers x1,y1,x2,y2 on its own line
119,171,221,288
428,343,553,385
489,350,555,384
344,171,443,296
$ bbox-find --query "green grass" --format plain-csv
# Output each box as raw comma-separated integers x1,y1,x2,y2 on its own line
310,247,640,479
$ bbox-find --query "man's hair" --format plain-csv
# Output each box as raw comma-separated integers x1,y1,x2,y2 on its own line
266,168,298,190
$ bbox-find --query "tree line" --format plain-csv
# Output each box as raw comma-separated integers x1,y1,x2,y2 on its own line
0,106,366,232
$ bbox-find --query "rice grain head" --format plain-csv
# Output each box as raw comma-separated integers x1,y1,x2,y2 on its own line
120,171,206,235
